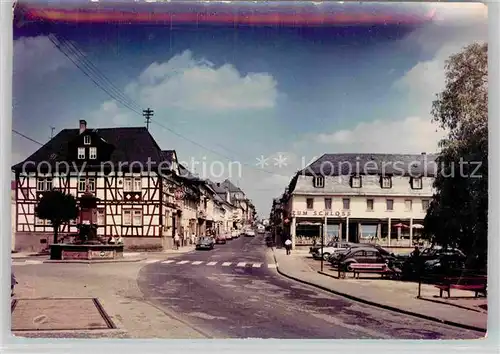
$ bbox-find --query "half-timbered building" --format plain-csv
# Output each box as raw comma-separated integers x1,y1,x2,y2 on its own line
11,120,183,252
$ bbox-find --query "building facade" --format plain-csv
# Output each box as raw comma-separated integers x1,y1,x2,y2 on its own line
11,120,256,252
275,153,436,249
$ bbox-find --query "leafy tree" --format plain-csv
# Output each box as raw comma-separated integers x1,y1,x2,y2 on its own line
35,190,79,244
424,42,488,267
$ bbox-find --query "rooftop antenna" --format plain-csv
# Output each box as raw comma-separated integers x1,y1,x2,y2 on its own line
50,126,55,139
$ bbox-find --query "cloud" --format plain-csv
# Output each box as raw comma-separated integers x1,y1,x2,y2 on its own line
314,117,446,154
394,5,487,111
123,50,278,112
14,36,70,78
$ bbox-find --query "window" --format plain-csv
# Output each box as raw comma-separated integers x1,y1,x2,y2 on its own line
123,210,132,225
381,176,392,189
77,147,85,159
124,177,142,192
133,210,142,225
422,199,430,211
35,217,47,226
386,199,394,211
78,178,96,192
405,199,413,211
89,147,97,159
324,198,332,210
124,209,143,226
342,198,350,210
36,178,52,191
306,198,314,209
350,176,361,188
313,176,325,188
84,135,91,145
97,208,105,225
366,199,374,211
411,177,422,189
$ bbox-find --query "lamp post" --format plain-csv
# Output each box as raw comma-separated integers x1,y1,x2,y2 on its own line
320,223,325,272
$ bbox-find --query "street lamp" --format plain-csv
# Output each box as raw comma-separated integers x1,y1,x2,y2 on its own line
320,223,325,272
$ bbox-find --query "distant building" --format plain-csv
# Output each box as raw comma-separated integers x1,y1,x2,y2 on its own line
276,153,436,249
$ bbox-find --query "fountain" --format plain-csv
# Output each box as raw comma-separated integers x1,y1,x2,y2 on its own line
49,191,124,261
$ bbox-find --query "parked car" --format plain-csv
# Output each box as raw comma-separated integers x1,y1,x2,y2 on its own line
401,246,467,280
334,247,395,271
215,235,226,244
245,230,256,237
196,237,214,250
311,242,356,260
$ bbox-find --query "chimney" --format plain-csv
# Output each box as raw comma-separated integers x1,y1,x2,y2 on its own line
216,182,220,187
79,120,87,134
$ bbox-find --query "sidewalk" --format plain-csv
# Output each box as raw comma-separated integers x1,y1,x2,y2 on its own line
11,256,209,339
273,248,487,332
11,245,195,260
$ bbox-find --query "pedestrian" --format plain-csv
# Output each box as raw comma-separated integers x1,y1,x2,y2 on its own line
191,232,196,245
174,233,180,250
410,246,420,258
285,238,292,255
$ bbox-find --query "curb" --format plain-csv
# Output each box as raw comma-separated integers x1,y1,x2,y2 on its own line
43,257,146,264
271,251,486,333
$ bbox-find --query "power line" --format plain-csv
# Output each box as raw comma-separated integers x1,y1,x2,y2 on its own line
35,13,291,178
13,129,44,146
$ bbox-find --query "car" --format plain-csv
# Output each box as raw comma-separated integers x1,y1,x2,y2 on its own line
245,230,256,237
215,235,226,244
311,242,356,260
195,237,214,250
335,246,392,271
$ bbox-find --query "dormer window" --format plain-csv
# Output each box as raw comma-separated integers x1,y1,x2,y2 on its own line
77,147,85,159
381,176,392,189
350,176,362,188
411,177,422,189
313,176,325,188
84,135,91,145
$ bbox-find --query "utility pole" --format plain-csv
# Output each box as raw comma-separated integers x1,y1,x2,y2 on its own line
142,108,154,130
50,126,55,139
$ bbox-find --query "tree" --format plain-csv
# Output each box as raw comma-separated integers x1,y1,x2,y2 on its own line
424,42,488,267
35,190,79,244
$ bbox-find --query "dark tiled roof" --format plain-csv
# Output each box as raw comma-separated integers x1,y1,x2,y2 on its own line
221,179,243,193
161,150,175,164
300,153,437,177
178,164,199,181
12,127,165,171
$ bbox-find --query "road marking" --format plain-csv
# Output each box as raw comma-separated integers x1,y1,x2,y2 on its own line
252,263,262,268
25,260,43,265
177,260,190,264
191,261,203,265
236,262,246,267
207,261,217,266
162,260,175,264
222,262,232,266
267,264,277,268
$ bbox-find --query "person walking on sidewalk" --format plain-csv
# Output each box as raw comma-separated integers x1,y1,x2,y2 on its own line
285,238,292,255
174,233,180,250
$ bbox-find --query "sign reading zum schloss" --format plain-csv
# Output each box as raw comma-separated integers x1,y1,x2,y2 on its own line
292,210,352,217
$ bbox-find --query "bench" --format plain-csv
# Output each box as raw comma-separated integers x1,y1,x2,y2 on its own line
339,263,390,279
434,276,487,298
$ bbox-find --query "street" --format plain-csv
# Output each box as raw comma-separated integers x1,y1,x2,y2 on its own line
137,234,481,339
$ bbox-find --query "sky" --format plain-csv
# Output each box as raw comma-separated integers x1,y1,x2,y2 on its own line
12,1,488,217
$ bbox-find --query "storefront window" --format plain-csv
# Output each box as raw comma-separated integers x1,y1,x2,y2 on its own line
360,225,377,239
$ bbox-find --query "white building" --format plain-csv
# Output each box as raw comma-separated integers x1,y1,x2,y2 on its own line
283,153,436,249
